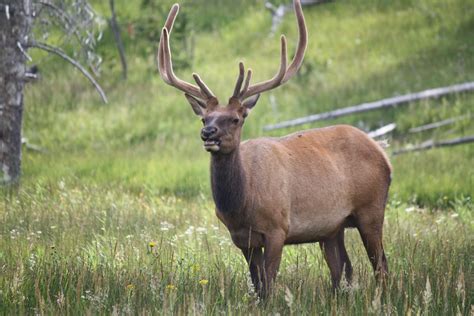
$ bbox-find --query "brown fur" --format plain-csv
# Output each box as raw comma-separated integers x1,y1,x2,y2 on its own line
210,124,391,297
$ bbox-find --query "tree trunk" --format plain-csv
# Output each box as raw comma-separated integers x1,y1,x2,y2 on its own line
0,0,32,185
109,0,127,80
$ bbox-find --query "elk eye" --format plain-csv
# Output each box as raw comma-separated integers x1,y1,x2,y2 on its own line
232,118,239,124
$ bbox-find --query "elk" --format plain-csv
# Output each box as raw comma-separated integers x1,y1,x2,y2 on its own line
157,0,392,298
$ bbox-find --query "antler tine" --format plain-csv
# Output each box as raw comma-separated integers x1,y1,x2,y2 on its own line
158,4,179,84
239,69,252,98
281,0,307,84
232,62,245,99
237,0,306,101
193,73,216,99
161,29,204,98
164,4,179,31
241,35,287,100
158,4,215,100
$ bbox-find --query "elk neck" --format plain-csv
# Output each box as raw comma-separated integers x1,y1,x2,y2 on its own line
210,147,246,215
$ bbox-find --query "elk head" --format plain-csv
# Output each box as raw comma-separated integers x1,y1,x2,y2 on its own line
157,1,307,154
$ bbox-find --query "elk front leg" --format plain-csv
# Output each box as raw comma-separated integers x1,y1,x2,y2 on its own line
261,232,285,298
241,247,264,294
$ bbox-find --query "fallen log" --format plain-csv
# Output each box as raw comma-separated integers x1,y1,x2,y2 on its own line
367,123,396,138
263,81,474,131
393,135,474,156
408,115,469,133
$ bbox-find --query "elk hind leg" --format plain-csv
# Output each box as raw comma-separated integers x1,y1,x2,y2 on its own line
337,229,353,283
320,234,344,290
356,209,388,280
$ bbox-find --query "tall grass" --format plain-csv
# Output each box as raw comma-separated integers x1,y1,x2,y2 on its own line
0,184,472,314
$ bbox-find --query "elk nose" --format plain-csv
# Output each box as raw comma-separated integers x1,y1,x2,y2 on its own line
201,126,217,140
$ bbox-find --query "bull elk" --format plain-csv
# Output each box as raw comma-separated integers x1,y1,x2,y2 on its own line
157,0,392,298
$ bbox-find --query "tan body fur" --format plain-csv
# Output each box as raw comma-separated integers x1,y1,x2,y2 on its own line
209,125,392,297
218,125,391,250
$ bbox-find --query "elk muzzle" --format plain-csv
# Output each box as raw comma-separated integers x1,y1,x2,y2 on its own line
201,126,221,152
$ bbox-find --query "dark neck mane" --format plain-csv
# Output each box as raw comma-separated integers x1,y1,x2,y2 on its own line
210,148,246,214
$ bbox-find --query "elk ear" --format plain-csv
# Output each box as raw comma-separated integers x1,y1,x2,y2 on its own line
185,93,206,117
243,94,260,110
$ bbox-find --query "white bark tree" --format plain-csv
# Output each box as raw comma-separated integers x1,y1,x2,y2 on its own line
0,0,106,185
0,1,33,184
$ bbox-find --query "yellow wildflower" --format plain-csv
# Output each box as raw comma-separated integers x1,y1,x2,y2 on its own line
199,279,209,286
126,284,134,290
166,284,176,290
149,241,156,248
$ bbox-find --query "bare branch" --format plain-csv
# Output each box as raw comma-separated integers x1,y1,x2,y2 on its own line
22,137,45,153
393,135,474,155
35,1,74,25
24,73,39,82
33,0,105,75
29,41,108,104
34,1,83,44
17,42,33,62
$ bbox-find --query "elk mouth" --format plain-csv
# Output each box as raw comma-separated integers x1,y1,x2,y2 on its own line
203,139,221,152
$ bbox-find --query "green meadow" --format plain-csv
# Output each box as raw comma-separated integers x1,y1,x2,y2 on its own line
1,0,472,314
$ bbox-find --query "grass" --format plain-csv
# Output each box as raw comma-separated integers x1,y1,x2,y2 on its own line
1,0,473,313
0,184,472,314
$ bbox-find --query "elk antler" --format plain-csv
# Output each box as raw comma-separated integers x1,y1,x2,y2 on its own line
157,4,216,101
234,0,307,101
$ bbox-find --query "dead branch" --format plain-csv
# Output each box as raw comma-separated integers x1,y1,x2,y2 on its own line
393,135,474,156
29,41,108,104
0,4,15,18
263,81,474,131
34,1,83,44
367,123,396,138
24,72,38,81
265,0,332,34
408,115,469,133
21,137,45,153
24,65,40,82
33,0,105,77
108,0,127,79
35,1,74,27
265,2,290,35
